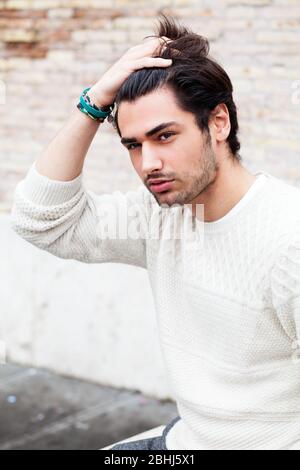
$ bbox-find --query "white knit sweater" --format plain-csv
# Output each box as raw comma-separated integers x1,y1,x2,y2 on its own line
11,161,300,450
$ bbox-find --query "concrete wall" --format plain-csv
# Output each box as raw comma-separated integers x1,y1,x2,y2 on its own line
1,0,300,397
0,213,173,399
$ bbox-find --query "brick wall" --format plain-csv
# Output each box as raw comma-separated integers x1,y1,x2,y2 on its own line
1,0,300,212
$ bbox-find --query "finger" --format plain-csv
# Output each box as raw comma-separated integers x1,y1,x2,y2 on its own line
142,36,156,42
137,57,173,69
128,37,172,59
160,36,173,43
142,35,171,42
141,37,172,48
130,38,163,54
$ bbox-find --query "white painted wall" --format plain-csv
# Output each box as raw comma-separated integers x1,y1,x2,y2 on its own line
0,213,173,400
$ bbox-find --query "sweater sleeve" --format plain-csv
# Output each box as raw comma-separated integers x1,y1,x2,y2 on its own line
10,161,151,268
270,238,300,345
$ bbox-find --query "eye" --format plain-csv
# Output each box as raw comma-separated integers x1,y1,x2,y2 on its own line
126,132,175,151
159,132,175,141
126,143,140,151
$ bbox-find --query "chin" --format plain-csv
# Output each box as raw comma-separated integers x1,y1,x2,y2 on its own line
156,192,183,208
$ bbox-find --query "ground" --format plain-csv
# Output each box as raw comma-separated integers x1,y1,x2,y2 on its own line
0,363,177,450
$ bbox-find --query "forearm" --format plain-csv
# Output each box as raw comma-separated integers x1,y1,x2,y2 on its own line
35,105,101,181
11,36,169,265
35,80,113,182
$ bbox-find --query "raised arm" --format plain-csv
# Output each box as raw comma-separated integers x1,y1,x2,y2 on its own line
10,37,172,266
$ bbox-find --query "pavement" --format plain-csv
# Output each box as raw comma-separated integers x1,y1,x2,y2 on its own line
0,363,177,450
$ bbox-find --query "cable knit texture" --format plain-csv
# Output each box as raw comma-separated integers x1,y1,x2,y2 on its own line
10,161,300,450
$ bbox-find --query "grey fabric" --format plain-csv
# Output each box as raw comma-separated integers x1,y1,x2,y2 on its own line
110,416,181,450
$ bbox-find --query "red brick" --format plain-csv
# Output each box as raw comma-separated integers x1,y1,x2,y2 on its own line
0,9,47,19
44,30,71,44
0,18,34,28
73,8,124,19
4,42,48,59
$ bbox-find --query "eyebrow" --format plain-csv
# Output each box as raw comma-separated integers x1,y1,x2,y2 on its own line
120,121,179,145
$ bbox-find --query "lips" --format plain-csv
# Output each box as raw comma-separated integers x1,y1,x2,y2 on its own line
148,177,171,184
149,180,174,193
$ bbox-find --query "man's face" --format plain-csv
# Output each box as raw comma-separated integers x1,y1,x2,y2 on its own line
117,86,219,207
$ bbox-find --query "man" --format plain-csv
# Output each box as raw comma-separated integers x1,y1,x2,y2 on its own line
11,14,300,450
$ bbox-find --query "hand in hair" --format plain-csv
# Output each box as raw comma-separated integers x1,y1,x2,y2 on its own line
87,37,173,109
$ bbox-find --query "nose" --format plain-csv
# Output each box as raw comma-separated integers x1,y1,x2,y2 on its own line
141,144,163,174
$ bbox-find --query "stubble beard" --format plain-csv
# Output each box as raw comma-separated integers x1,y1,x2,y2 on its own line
153,135,218,209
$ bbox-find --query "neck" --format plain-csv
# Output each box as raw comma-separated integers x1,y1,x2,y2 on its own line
192,158,257,223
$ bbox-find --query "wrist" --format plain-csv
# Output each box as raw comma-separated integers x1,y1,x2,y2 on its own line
77,87,114,123
87,87,114,109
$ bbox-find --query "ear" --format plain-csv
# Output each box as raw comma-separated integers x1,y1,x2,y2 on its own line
209,103,231,143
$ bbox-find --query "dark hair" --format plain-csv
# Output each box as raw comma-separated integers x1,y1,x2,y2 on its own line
112,13,241,161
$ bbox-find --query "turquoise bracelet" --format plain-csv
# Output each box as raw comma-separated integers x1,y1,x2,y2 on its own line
77,87,114,122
